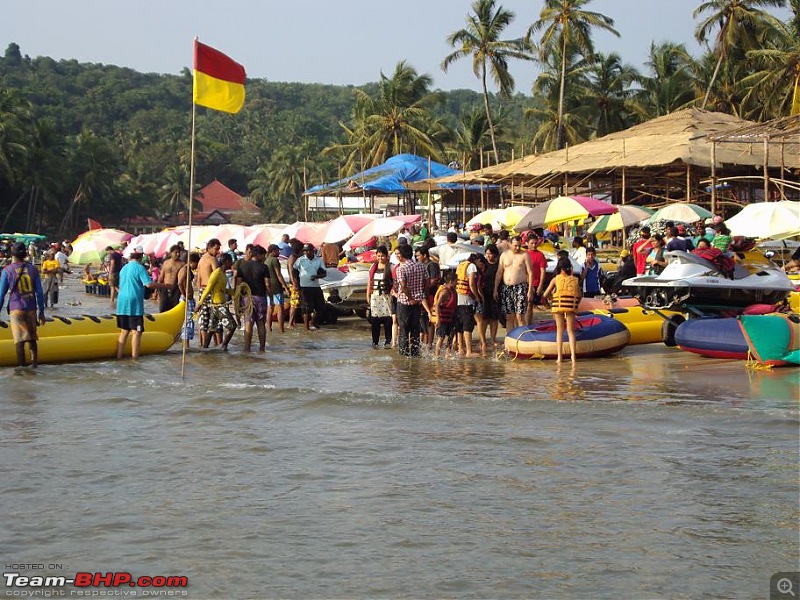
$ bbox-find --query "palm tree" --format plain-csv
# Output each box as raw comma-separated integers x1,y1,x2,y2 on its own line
526,41,592,151
528,0,619,149
327,61,443,172
632,42,697,120
694,0,787,109
450,106,497,169
739,0,800,118
582,52,640,137
442,0,529,163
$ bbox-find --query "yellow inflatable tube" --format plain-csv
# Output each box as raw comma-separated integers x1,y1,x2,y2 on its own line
0,302,185,367
586,306,682,345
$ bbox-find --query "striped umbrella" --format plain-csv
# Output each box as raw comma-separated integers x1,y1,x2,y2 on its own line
513,196,617,231
587,206,654,233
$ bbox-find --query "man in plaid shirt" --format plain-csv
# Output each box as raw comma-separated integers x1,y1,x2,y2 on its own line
394,244,430,357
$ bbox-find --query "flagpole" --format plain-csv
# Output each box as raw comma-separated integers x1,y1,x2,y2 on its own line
181,42,199,380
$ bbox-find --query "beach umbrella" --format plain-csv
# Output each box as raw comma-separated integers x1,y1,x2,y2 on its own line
587,206,654,234
322,214,380,244
645,203,712,224
281,221,328,247
466,206,530,231
343,215,421,250
242,224,289,248
70,228,133,265
513,196,617,231
725,201,800,240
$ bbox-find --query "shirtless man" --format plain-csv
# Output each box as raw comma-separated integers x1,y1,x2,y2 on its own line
157,245,185,313
494,235,534,330
195,238,222,347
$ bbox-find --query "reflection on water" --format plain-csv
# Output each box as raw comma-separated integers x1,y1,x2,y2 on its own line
0,281,798,598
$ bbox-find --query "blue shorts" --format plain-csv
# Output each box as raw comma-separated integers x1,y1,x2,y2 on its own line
271,292,284,307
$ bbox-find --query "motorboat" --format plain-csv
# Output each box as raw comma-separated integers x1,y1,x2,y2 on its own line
320,266,369,311
622,250,794,315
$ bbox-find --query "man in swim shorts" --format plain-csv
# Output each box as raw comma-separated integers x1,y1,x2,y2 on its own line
494,235,534,330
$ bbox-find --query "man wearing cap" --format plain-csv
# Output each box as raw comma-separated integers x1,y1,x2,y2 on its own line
294,243,327,331
632,226,651,275
116,246,159,360
0,243,46,367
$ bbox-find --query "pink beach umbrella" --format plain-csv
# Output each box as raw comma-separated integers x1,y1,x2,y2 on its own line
242,224,289,248
281,221,328,247
322,214,380,244
343,215,422,250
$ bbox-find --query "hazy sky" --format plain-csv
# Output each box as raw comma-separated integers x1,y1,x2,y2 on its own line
2,0,790,94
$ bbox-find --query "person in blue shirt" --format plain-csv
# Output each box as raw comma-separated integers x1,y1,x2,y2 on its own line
293,243,326,331
116,246,159,359
0,243,46,367
580,247,605,298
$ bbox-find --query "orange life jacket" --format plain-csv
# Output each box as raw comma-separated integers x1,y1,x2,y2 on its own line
550,273,580,313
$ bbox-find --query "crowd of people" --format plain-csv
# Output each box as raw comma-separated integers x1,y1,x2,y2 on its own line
1,211,796,368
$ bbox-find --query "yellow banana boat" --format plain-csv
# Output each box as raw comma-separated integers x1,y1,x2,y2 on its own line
0,301,185,367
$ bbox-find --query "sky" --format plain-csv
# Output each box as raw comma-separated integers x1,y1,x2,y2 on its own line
1,0,791,94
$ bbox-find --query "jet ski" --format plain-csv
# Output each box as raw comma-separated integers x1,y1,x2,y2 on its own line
622,250,794,315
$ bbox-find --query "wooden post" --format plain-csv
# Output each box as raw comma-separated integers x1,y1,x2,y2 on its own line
711,142,717,216
685,163,691,202
763,138,769,201
427,156,433,228
462,153,467,226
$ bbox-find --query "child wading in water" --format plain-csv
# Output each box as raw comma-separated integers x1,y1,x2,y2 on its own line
542,257,582,363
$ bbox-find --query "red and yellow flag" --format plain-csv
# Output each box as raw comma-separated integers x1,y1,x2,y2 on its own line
193,40,246,114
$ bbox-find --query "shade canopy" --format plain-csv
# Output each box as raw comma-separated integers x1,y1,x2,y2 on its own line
322,214,381,244
305,154,468,195
466,206,531,231
70,228,133,265
587,206,654,234
645,203,712,224
343,215,421,250
514,196,616,230
726,201,800,239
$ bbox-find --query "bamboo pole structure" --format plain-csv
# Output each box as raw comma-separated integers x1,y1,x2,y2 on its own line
763,138,769,201
427,156,433,228
180,98,198,379
462,153,467,226
711,142,717,215
685,164,691,202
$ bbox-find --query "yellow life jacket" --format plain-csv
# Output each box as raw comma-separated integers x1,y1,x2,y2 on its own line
551,273,581,313
455,261,473,297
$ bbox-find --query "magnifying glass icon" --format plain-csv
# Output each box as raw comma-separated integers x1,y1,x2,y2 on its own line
778,578,796,596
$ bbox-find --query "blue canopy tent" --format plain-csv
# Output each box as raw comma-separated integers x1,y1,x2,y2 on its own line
304,154,498,224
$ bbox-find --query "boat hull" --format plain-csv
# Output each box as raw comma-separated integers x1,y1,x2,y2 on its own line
0,302,185,367
675,317,749,360
505,314,631,359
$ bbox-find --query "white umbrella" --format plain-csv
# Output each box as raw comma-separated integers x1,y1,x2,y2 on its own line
343,215,421,250
645,203,712,224
726,201,800,240
322,214,380,244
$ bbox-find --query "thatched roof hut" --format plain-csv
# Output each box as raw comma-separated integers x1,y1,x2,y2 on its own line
431,108,799,214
